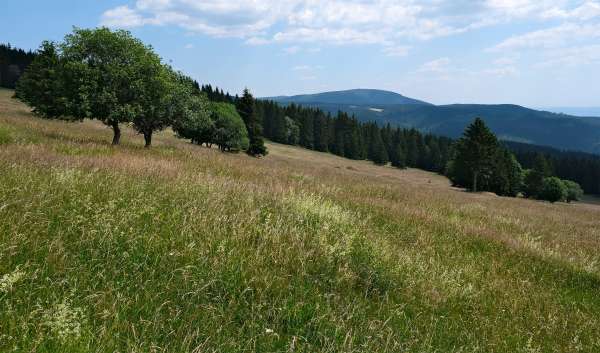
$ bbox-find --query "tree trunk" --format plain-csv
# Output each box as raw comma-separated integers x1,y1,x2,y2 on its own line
144,131,153,148
111,121,121,145
472,171,478,193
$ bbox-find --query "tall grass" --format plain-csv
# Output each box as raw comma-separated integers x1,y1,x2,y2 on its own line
1,89,600,352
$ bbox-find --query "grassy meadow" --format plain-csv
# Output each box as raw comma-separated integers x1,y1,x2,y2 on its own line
1,88,600,352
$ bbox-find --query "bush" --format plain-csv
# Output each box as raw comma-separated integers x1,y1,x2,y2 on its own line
539,177,567,203
212,102,249,152
563,180,584,203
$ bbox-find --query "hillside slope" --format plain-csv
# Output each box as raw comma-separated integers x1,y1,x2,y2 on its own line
1,89,600,352
268,92,600,154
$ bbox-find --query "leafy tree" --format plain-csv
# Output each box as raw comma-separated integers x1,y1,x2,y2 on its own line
452,118,499,192
132,66,178,147
59,27,166,145
212,102,249,152
237,88,267,156
171,77,213,146
563,180,584,203
539,177,567,203
284,116,300,145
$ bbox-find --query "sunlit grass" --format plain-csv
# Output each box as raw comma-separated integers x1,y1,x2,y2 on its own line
1,88,600,352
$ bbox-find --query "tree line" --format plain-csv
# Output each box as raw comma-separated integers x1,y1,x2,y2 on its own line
448,118,584,203
201,85,454,173
202,86,596,199
6,31,596,199
13,28,266,156
0,43,36,89
506,141,600,195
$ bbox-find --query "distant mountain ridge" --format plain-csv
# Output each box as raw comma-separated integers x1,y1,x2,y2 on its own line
265,89,432,106
264,89,600,155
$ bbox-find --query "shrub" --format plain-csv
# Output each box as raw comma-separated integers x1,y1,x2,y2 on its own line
563,180,584,203
539,177,567,203
212,102,249,152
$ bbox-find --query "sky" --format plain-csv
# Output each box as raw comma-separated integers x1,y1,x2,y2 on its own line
1,1,600,107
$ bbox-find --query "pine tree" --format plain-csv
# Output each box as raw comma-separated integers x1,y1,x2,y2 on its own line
236,88,267,156
453,118,499,192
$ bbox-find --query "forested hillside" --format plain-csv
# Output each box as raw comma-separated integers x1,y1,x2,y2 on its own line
0,44,35,89
269,94,600,155
206,86,600,196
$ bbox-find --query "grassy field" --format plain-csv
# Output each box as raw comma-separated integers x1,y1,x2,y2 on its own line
1,88,600,352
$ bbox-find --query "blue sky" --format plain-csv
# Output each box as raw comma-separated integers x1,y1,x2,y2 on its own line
2,1,600,107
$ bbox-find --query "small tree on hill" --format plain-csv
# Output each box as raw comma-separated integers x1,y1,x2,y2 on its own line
453,118,499,192
236,88,267,156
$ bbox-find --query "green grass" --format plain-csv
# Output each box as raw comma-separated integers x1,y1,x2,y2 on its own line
1,89,600,352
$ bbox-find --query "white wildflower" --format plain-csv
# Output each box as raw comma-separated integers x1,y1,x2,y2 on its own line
0,267,26,293
42,300,85,343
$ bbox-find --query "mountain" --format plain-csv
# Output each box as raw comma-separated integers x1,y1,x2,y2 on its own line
539,107,600,118
265,90,600,155
265,88,432,106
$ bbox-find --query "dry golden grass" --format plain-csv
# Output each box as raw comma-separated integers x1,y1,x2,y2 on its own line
1,88,600,352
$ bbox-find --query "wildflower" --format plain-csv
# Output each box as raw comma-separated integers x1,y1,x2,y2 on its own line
0,267,26,293
42,300,86,343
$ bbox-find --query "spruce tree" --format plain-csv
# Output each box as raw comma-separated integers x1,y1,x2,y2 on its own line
236,88,267,156
454,118,499,192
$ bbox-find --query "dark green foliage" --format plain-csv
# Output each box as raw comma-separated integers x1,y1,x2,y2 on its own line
487,149,523,197
452,118,500,192
268,95,600,155
563,180,584,203
448,118,525,197
539,177,567,203
507,141,600,195
523,154,552,198
365,123,389,165
0,43,36,89
171,83,213,146
211,102,249,152
60,27,168,145
15,41,69,119
237,89,267,157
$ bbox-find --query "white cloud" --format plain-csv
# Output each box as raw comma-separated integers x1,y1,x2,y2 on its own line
245,37,271,45
100,0,600,61
489,23,600,52
382,45,411,57
184,43,194,49
101,6,145,28
418,58,451,73
536,44,600,67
